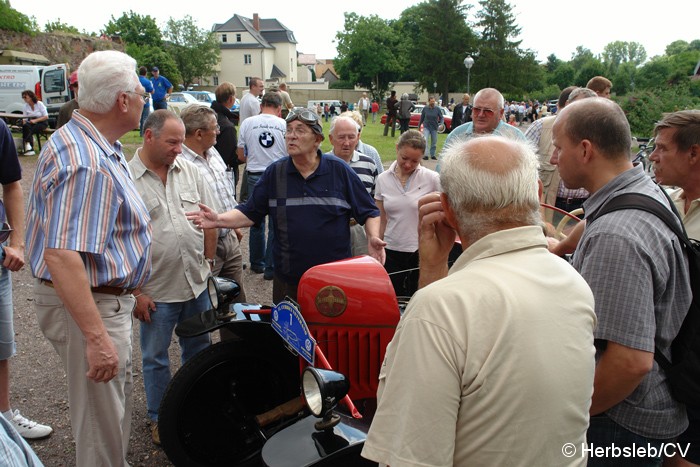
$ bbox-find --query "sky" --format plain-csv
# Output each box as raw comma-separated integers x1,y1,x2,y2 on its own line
15,0,698,63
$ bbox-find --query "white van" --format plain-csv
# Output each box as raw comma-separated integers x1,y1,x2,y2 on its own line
307,100,342,116
0,64,71,128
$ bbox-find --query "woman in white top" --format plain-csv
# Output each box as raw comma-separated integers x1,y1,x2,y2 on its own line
21,90,49,155
374,130,441,298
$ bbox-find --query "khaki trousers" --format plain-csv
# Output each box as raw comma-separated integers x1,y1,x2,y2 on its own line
34,281,135,467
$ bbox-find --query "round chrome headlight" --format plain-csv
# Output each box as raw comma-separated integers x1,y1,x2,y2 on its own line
302,369,324,416
301,367,350,418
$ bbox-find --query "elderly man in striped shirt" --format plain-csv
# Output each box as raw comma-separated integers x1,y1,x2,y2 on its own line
328,115,379,256
25,51,152,467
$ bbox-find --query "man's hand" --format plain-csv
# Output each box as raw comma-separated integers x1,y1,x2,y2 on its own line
368,236,387,265
133,294,156,323
418,192,456,288
186,203,219,229
85,337,119,383
1,245,24,272
234,228,244,242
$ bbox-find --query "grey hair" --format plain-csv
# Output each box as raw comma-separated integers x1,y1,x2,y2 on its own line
329,115,360,135
472,88,505,110
180,105,217,136
77,51,139,114
440,135,541,241
567,87,597,103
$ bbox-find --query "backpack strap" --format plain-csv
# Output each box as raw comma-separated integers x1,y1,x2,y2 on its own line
586,191,693,371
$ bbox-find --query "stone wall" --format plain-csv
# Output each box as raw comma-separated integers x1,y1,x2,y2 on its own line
0,30,124,70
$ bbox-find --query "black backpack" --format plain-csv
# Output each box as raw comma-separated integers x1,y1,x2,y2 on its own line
587,192,700,407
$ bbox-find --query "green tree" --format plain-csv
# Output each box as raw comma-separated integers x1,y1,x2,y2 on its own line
44,19,80,34
126,44,181,87
474,0,541,95
602,41,647,76
335,13,403,100
104,11,162,47
0,0,37,33
548,63,575,89
163,16,220,90
407,0,476,103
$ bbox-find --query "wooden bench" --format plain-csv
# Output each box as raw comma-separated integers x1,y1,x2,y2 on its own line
8,125,55,154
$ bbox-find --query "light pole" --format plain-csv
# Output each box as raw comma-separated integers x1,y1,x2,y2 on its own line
463,55,475,95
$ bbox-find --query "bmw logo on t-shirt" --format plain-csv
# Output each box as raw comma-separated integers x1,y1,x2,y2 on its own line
259,132,274,148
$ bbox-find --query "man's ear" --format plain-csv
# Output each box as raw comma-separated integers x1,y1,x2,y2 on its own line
580,139,593,163
440,192,459,230
688,144,700,166
537,179,544,200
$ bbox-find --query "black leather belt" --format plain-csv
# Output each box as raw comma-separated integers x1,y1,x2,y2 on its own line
40,279,135,296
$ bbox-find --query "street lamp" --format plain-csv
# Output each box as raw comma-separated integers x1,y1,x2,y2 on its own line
463,55,475,95
433,81,437,103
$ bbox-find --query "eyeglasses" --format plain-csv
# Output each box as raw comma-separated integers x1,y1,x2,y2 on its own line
0,222,12,244
126,91,150,103
472,107,496,117
201,124,220,133
286,109,320,124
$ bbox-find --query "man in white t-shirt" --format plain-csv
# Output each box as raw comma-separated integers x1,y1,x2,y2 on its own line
237,92,287,280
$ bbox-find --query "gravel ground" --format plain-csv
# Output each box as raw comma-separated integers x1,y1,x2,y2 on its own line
9,154,273,466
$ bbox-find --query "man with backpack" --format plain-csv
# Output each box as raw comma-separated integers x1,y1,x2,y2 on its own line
648,109,700,466
551,98,691,464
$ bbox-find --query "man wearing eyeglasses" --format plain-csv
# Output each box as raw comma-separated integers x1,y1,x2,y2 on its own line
187,109,385,303
180,105,247,307
25,51,152,466
0,119,53,441
442,88,526,157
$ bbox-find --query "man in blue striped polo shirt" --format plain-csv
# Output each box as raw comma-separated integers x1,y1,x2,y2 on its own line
25,51,152,467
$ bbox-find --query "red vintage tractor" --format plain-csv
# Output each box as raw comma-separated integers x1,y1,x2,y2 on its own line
158,255,401,466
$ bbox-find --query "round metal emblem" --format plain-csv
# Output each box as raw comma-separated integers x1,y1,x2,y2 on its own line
315,286,347,317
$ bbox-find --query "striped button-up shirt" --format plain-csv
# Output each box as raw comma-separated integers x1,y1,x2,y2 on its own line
25,111,152,289
180,144,238,238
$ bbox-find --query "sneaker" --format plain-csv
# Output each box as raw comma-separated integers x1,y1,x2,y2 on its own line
24,142,32,151
264,270,274,281
250,265,264,274
8,410,53,439
151,424,161,445
431,156,437,160
23,150,35,156
422,156,429,160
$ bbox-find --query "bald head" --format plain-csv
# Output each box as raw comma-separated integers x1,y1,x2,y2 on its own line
557,98,631,160
440,136,541,242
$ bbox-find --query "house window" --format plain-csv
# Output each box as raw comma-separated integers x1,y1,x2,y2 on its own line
236,34,241,42
213,76,219,86
245,77,251,86
244,54,252,65
222,34,227,43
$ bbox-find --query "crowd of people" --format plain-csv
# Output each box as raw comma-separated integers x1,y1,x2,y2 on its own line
1,46,698,467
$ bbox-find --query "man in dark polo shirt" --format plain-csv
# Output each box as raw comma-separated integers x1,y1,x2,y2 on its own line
187,109,385,302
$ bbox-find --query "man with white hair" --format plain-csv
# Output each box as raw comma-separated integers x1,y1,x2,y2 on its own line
437,88,526,172
329,116,380,256
363,136,596,466
25,50,152,466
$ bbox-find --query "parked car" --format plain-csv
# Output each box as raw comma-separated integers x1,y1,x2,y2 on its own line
381,104,453,133
184,90,216,105
167,92,208,115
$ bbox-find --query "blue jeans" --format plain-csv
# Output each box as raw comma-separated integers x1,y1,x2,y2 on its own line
586,414,665,466
140,290,211,421
423,128,438,157
247,172,274,274
0,255,16,360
